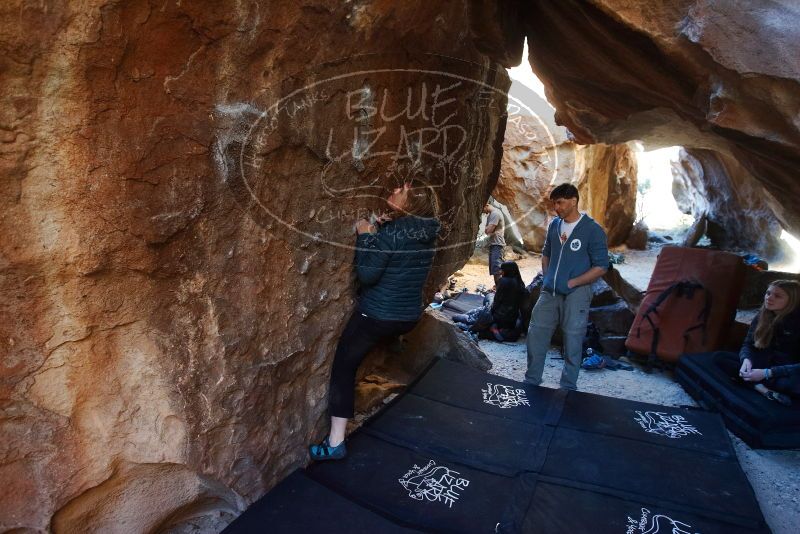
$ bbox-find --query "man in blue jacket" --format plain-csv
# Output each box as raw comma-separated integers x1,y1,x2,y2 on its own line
525,184,609,390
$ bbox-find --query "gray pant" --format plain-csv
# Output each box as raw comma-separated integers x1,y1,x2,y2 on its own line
489,245,504,276
525,284,592,390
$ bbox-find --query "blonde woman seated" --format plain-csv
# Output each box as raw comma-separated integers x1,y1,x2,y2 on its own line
714,280,800,406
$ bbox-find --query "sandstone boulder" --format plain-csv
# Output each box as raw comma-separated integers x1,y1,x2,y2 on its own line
681,212,707,249
495,115,637,250
51,463,243,534
590,279,618,308
7,1,800,529
589,301,636,337
574,142,638,246
602,267,645,314
494,116,576,251
357,309,492,388
626,220,649,250
354,375,407,416
522,0,800,237
0,1,511,530
671,148,785,258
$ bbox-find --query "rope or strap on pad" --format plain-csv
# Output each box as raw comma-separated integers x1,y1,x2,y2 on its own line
635,280,712,371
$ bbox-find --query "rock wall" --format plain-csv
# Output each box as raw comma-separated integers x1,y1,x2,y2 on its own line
0,1,512,531
522,0,800,237
495,116,637,250
671,148,785,258
494,116,577,251
6,0,800,530
574,143,638,247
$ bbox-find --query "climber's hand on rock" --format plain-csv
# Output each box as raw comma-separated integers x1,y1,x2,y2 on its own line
355,218,375,234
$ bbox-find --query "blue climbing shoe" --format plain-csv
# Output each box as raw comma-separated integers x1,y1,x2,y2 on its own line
581,353,605,370
309,437,347,461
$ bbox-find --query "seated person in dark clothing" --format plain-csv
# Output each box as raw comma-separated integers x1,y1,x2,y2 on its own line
453,261,527,341
487,261,527,340
714,280,800,406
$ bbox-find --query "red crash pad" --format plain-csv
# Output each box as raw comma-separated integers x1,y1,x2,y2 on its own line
626,246,745,363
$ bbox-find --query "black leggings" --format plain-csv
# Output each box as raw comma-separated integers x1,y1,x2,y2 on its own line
328,311,417,418
713,351,800,397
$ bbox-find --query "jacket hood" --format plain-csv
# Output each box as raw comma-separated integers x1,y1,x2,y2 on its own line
384,216,441,244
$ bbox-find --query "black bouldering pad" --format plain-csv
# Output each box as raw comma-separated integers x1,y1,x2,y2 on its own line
307,433,533,533
522,479,769,534
363,393,543,476
558,390,735,457
440,292,485,318
541,427,763,526
227,358,769,533
222,470,419,533
408,357,561,425
677,352,800,449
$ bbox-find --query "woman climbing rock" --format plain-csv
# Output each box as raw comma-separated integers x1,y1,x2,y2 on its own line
308,179,440,461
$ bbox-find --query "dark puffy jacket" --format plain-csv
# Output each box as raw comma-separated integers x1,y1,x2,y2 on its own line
355,216,440,321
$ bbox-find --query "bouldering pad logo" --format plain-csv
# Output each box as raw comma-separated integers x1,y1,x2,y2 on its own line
569,238,581,251
398,459,470,508
633,411,702,439
626,507,699,534
482,383,530,409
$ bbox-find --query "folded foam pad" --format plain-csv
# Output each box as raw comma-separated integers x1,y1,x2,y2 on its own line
625,246,745,363
440,292,485,316
677,352,800,449
408,357,560,425
540,427,763,526
522,479,768,533
363,393,544,476
558,390,734,457
223,470,419,533
307,433,533,533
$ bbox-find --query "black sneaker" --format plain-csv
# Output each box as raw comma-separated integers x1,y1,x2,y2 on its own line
765,390,792,407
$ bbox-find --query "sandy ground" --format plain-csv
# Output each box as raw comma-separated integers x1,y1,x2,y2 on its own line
451,248,800,534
